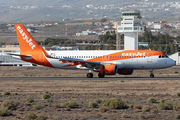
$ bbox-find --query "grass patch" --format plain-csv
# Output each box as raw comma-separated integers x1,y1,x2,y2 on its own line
0,107,10,116
175,114,180,119
147,97,157,103
109,100,128,109
95,98,102,104
141,106,151,112
157,103,173,110
33,104,43,110
99,106,109,112
177,93,180,97
36,115,48,120
42,93,50,100
26,97,34,103
1,100,18,110
89,101,98,108
2,91,10,95
64,101,77,108
25,112,37,120
173,103,180,111
160,99,165,104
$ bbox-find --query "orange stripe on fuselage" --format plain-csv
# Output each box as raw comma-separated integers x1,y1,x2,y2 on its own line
87,50,165,62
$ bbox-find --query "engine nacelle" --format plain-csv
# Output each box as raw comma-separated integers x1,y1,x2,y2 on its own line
100,64,117,75
117,69,134,75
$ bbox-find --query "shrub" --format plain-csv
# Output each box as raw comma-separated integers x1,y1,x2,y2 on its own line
133,104,142,109
1,100,18,110
99,106,109,113
26,97,34,103
64,101,77,108
174,71,179,74
109,100,127,109
103,98,118,106
36,115,48,120
14,93,18,95
173,103,180,111
95,99,102,104
147,97,157,103
116,98,121,101
42,93,50,100
89,101,98,108
157,103,173,110
0,107,10,116
141,106,151,112
103,99,112,106
130,104,134,108
2,91,10,95
177,93,180,97
139,114,146,119
33,104,43,110
46,98,53,102
147,114,153,118
25,112,37,120
175,114,180,119
160,99,165,104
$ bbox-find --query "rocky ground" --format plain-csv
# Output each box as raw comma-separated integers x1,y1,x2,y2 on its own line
0,66,180,119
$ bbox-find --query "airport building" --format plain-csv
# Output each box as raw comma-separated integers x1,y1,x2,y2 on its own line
0,45,79,66
117,10,144,50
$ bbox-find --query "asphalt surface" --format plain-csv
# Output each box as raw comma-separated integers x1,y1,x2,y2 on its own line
0,77,180,81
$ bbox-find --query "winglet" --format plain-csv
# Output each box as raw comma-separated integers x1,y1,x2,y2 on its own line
15,24,41,52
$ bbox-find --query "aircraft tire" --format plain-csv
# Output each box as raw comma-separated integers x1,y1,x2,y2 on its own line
98,73,105,78
150,74,154,78
87,73,93,78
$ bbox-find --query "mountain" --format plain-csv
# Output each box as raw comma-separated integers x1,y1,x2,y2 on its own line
0,0,179,22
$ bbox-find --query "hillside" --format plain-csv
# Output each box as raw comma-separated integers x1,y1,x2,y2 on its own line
0,0,179,22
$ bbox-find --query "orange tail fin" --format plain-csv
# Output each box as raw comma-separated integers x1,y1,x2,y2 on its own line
15,24,41,52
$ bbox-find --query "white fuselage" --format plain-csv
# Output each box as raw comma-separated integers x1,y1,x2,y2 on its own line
46,50,175,70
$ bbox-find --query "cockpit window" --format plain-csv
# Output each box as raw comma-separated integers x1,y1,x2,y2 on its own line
159,55,169,58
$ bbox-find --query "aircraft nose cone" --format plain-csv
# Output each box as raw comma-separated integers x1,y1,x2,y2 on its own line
169,59,176,66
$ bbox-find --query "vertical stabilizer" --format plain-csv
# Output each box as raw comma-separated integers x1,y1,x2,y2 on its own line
15,24,41,52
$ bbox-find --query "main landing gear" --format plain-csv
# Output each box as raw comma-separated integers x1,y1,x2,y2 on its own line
87,70,93,78
98,73,105,78
149,69,154,78
86,70,105,78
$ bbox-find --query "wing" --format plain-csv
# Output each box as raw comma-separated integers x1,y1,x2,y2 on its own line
47,56,101,69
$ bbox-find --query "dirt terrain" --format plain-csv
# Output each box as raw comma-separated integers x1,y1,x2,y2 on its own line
0,66,180,119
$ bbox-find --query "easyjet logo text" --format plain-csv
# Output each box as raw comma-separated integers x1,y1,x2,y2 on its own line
122,52,146,56
17,26,35,49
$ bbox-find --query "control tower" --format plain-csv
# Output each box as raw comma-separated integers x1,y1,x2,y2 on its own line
117,10,144,50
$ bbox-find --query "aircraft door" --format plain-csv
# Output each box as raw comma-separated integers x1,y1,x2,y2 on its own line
147,52,153,62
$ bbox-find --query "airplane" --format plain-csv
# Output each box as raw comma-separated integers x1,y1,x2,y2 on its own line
9,24,175,78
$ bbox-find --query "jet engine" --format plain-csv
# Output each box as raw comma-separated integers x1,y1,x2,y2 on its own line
117,69,134,75
99,64,117,75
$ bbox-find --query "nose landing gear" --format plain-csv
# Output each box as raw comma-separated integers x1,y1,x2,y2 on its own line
87,70,93,78
149,69,154,78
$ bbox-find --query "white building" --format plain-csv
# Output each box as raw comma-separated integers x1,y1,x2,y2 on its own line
154,24,162,29
117,10,144,50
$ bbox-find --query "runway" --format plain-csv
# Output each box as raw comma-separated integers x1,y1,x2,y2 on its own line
0,77,180,81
